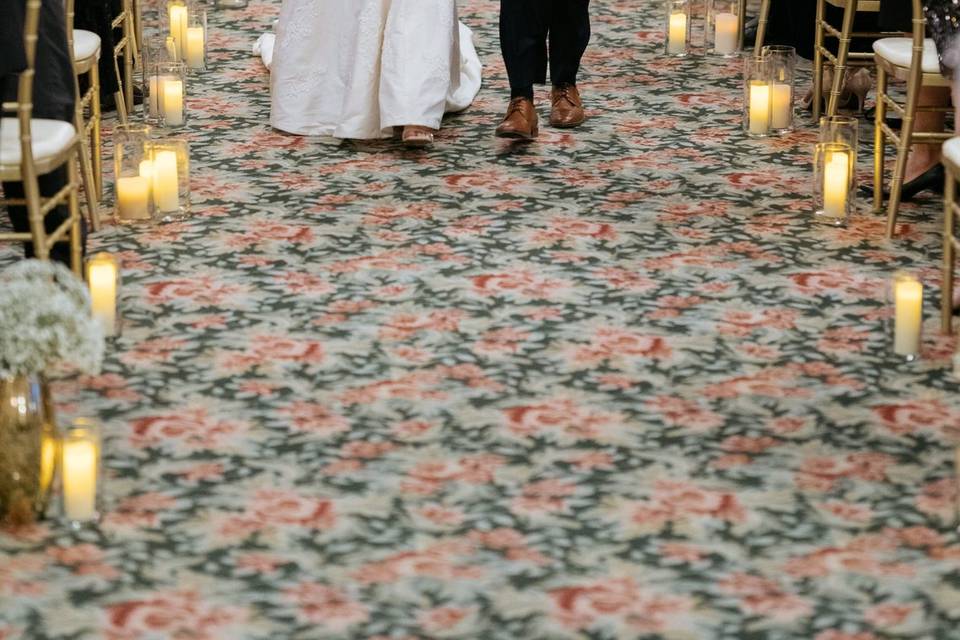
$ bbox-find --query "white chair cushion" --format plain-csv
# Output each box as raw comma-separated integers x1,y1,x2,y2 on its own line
873,37,942,74
0,118,77,169
943,137,960,168
73,29,101,61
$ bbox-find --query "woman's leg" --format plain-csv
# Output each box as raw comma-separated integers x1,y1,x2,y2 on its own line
905,86,950,181
380,0,460,131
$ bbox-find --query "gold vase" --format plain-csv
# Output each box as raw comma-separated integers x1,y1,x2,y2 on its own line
0,375,57,526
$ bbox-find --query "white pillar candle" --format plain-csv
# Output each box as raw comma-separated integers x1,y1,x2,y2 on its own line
165,35,177,61
894,277,923,357
168,4,188,60
186,26,205,70
87,254,118,337
822,149,850,218
748,81,770,135
139,159,154,179
771,83,792,129
161,77,184,126
116,176,152,220
148,75,161,117
40,434,57,495
62,437,98,522
714,12,739,55
668,13,687,55
153,150,180,213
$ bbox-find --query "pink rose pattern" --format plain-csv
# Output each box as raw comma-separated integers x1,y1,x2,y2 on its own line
1,1,959,638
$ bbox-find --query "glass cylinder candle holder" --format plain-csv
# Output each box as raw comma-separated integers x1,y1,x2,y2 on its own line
147,137,191,222
184,3,207,72
112,124,154,224
150,60,188,129
142,34,173,123
762,45,796,133
664,0,691,57
166,0,189,62
743,57,772,137
59,419,102,529
813,142,854,225
86,253,121,338
708,0,740,56
820,114,859,181
889,272,924,361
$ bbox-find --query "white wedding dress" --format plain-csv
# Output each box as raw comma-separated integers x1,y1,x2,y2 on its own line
256,0,482,139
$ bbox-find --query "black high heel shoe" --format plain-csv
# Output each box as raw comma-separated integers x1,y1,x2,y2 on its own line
860,163,945,201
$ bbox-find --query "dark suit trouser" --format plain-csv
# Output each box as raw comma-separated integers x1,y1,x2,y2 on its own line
500,0,590,96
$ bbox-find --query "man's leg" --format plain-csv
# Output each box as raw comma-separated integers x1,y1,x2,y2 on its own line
547,0,590,128
548,0,590,87
500,0,548,100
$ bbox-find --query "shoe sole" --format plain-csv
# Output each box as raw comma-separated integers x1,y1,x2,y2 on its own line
550,117,586,129
495,127,539,141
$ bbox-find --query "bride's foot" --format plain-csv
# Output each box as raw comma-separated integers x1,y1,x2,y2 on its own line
401,125,435,148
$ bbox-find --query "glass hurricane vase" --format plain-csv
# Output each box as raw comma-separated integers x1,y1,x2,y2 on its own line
0,375,57,526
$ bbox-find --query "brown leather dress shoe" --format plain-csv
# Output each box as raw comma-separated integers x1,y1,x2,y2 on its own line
495,97,538,140
550,84,585,128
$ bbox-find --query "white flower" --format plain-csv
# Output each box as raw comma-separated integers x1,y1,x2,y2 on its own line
0,260,105,378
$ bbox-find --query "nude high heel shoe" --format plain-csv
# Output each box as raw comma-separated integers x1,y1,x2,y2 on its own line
800,67,833,113
401,125,435,148
841,68,871,115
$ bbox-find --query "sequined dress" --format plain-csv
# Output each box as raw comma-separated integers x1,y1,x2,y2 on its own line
925,0,960,74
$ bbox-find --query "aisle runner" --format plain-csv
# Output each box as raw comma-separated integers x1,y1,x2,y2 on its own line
2,0,959,638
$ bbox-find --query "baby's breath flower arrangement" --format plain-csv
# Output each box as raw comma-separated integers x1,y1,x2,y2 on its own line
0,260,104,379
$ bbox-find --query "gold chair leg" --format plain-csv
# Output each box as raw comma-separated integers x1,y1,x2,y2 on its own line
885,68,923,238
753,0,771,58
873,66,887,213
22,170,47,262
944,173,956,334
737,0,747,52
115,90,128,125
68,157,83,276
133,0,143,65
124,5,136,112
828,0,860,117
90,63,103,199
113,51,128,125
813,0,826,121
74,115,102,232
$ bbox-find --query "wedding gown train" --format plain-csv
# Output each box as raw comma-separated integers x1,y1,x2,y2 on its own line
257,0,482,139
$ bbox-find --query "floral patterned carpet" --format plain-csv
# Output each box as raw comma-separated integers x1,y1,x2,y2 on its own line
3,0,960,638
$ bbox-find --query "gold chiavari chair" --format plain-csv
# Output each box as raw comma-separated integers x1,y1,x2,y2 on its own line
873,0,951,238
941,138,960,333
65,0,104,205
814,0,891,120
751,0,895,117
0,0,84,274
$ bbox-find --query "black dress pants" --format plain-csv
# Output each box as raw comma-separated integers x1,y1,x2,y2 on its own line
75,0,122,101
500,0,591,97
